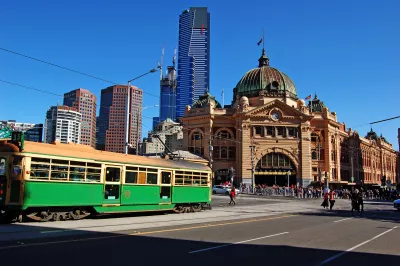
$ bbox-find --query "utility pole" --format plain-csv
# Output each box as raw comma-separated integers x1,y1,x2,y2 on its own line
250,140,255,194
209,135,213,183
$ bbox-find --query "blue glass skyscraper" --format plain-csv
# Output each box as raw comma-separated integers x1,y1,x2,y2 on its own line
176,7,210,119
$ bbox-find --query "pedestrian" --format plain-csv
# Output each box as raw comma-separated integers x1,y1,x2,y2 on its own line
229,187,236,205
329,190,336,210
321,191,329,209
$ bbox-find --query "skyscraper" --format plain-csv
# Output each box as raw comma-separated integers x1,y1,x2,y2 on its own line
176,7,210,119
158,61,177,124
44,106,82,144
63,88,97,148
96,85,143,153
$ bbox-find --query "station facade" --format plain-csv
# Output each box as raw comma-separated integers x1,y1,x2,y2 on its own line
181,49,399,188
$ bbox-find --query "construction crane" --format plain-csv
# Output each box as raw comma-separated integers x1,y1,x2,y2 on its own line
158,43,165,81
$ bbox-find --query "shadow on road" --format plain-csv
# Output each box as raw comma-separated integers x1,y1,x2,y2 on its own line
0,222,398,266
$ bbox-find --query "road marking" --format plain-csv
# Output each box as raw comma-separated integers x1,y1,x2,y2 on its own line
40,230,70,234
0,214,295,250
189,232,289,254
333,217,353,223
319,226,398,265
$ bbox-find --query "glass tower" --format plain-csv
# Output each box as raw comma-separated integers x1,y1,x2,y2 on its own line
176,7,210,119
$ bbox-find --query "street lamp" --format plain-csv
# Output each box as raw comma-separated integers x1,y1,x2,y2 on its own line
124,68,159,155
125,104,159,155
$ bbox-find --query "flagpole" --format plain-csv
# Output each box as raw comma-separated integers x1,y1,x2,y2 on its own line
262,27,265,51
222,88,224,107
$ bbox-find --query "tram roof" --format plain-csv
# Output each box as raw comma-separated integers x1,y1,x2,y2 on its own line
3,141,211,172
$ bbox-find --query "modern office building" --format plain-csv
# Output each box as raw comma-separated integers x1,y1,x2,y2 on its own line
0,120,43,142
96,85,143,153
44,106,82,144
176,7,210,119
63,88,97,148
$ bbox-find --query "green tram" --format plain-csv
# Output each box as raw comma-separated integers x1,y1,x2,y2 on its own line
0,132,212,222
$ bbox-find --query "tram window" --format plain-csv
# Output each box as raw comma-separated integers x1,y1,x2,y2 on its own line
161,172,171,184
146,173,158,184
175,174,184,185
52,159,68,165
0,158,6,178
70,167,85,182
193,175,202,186
86,168,101,182
104,184,119,200
184,175,192,185
50,164,68,181
138,171,146,184
12,156,23,165
105,167,120,182
30,158,50,179
126,166,138,171
255,127,262,135
125,171,138,184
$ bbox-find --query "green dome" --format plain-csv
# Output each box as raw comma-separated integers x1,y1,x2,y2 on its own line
233,49,297,99
192,91,222,109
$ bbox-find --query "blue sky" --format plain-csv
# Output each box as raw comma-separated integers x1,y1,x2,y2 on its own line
1,0,399,149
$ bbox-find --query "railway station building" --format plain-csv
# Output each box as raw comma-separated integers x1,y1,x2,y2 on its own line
180,49,399,188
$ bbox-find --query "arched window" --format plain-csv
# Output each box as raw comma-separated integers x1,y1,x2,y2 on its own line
189,130,204,156
256,152,295,170
213,129,235,160
312,151,317,160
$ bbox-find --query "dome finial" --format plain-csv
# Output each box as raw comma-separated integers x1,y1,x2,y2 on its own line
258,48,270,67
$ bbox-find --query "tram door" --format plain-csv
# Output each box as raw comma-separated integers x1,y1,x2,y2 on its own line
159,171,172,204
103,166,122,205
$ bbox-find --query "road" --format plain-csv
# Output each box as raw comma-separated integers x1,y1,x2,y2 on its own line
0,195,398,265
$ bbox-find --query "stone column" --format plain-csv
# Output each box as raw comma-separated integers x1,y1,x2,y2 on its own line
300,124,312,187
240,123,252,185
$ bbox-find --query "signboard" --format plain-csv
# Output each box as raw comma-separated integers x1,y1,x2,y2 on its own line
255,171,296,175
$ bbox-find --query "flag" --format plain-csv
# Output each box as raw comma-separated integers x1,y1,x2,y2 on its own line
305,95,312,100
257,38,262,46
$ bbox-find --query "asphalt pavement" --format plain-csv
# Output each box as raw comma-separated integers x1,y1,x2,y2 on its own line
0,196,398,266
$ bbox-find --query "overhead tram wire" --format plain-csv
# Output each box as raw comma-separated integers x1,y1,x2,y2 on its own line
9,79,399,147
0,78,241,146
0,47,160,98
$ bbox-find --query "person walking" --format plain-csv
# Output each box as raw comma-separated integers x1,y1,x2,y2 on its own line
321,191,329,209
229,187,236,205
328,190,336,210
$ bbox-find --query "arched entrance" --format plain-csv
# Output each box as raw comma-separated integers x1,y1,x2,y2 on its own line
255,152,297,186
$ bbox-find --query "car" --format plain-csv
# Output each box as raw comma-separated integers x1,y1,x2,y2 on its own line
394,199,400,211
212,185,240,195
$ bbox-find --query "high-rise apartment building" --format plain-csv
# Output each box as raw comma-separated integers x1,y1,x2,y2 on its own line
176,7,210,119
96,85,143,153
63,88,97,148
44,106,82,144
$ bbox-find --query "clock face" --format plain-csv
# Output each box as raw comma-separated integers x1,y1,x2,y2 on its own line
271,111,281,121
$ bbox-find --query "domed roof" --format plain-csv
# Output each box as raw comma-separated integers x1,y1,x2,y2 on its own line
192,91,222,109
233,49,297,99
365,128,378,140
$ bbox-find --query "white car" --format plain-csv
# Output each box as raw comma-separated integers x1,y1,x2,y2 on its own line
212,185,240,195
